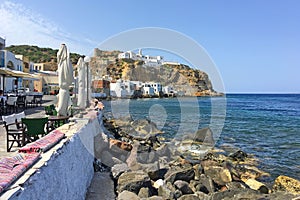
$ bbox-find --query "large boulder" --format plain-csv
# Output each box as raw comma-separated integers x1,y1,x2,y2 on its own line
94,132,109,159
164,167,195,184
174,180,194,194
241,178,269,194
211,189,297,200
229,150,248,162
225,181,248,190
273,175,300,195
235,164,270,180
193,174,215,194
130,119,163,135
117,171,152,194
110,139,133,152
178,194,200,200
194,191,210,200
115,114,133,127
203,166,232,186
111,163,130,179
143,162,167,180
125,141,141,168
158,185,174,199
210,189,260,200
138,187,150,198
117,190,140,200
193,164,203,181
155,143,171,158
194,127,214,145
100,150,123,167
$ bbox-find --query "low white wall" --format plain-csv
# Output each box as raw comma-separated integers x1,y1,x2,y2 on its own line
7,115,100,200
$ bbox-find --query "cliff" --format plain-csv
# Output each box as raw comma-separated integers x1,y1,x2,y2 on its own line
91,52,220,96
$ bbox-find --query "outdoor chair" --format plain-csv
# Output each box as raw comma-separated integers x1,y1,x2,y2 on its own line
25,95,35,108
16,96,26,110
15,111,26,128
21,117,49,143
34,95,43,107
6,96,18,113
0,98,7,116
2,113,26,152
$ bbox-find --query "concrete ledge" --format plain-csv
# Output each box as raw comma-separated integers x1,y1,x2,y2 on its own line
2,111,100,200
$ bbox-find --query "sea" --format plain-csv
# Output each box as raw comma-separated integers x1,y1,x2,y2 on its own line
104,94,300,182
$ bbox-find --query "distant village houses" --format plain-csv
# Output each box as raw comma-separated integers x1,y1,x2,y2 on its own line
118,49,164,67
91,75,177,99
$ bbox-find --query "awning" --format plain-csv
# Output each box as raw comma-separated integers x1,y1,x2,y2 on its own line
0,68,39,79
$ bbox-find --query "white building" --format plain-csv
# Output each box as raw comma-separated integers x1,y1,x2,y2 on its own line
131,81,143,90
0,49,24,91
0,37,5,50
142,83,155,97
118,51,137,60
144,82,162,95
110,79,135,98
163,86,176,96
162,61,180,66
118,49,164,67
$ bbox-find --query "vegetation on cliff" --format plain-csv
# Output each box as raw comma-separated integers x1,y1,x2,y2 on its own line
5,45,83,70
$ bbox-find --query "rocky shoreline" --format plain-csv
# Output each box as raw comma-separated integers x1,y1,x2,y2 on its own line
93,112,300,200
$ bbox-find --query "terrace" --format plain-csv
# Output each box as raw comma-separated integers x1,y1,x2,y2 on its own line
0,95,100,199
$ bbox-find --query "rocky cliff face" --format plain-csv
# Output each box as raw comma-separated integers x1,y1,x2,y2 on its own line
90,49,220,96
106,59,218,96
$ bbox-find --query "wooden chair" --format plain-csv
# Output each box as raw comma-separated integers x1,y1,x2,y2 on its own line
21,117,49,143
15,111,26,128
2,113,26,152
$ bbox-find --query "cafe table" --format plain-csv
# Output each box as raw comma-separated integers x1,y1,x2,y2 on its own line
47,115,70,129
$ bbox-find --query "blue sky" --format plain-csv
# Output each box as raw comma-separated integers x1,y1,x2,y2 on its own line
0,0,299,93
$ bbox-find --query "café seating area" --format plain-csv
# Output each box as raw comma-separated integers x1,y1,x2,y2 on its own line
0,93,44,116
0,111,67,194
2,111,69,152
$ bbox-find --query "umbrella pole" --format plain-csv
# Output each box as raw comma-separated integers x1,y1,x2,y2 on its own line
3,75,5,91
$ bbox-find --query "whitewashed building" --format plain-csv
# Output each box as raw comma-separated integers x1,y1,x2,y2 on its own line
131,81,143,90
0,49,24,91
142,83,155,97
118,51,137,60
118,49,164,67
144,82,162,95
163,86,176,96
110,79,135,98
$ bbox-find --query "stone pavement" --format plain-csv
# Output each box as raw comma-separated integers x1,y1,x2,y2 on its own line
85,172,116,200
0,95,57,158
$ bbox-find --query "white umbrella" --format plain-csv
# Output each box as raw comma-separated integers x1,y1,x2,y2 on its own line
87,62,92,104
84,56,91,107
77,57,86,109
56,44,74,116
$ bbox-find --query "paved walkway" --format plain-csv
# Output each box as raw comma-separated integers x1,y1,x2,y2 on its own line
0,95,57,158
85,172,116,200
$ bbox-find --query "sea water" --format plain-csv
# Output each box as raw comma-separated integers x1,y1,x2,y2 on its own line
104,94,300,181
